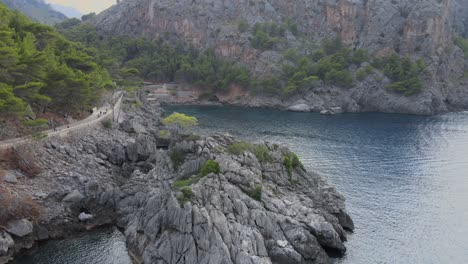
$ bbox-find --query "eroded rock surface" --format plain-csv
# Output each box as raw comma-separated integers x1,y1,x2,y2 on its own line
1,97,352,264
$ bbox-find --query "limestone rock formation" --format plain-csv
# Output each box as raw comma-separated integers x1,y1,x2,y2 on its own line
0,97,353,263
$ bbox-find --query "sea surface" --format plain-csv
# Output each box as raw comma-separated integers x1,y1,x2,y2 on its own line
18,105,468,264
164,105,468,264
14,227,132,264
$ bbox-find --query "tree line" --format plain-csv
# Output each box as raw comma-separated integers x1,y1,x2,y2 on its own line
0,3,113,120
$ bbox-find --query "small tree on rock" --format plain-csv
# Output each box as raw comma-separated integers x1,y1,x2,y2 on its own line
162,112,198,138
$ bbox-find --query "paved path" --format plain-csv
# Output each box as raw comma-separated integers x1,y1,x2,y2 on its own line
0,93,123,150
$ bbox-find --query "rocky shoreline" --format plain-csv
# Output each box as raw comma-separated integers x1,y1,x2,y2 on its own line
1,95,353,264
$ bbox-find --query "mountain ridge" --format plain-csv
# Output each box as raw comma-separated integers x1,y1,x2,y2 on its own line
0,0,67,25
93,0,468,115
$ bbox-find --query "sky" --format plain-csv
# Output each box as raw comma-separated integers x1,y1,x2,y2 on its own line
45,0,115,14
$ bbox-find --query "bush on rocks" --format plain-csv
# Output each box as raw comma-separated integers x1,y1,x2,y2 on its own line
246,185,262,201
200,160,220,177
170,149,186,170
176,187,193,207
227,142,273,163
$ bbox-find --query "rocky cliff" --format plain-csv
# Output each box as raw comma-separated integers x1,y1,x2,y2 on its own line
0,95,353,263
94,0,468,115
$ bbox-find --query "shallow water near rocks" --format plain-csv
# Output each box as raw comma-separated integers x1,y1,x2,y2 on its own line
18,105,468,264
14,227,132,264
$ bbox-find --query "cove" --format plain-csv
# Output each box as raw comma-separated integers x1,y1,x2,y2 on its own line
164,105,468,264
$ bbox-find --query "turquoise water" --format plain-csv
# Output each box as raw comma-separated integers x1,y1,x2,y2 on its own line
164,105,468,264
14,228,132,264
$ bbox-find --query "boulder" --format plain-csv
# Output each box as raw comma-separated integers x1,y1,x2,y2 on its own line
5,219,33,237
78,212,94,222
0,232,14,255
320,110,335,115
330,107,343,114
3,172,18,184
287,104,310,112
62,190,85,204
36,225,49,241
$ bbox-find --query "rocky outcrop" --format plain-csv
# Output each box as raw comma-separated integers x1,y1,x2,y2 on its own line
94,0,468,115
118,135,353,263
0,97,353,263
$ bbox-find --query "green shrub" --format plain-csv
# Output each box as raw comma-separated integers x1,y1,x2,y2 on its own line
325,69,354,88
102,119,112,129
250,22,283,50
176,187,193,207
134,100,142,108
283,152,305,177
159,130,171,139
246,185,262,201
455,36,468,57
184,134,201,141
227,141,253,155
173,179,191,189
356,68,367,81
23,119,48,130
170,149,186,170
386,77,422,96
253,145,273,163
378,54,426,96
163,112,198,128
322,37,343,55
200,160,220,177
238,19,249,32
351,49,369,64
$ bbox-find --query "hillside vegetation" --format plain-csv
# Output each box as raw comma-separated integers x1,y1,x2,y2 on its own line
57,17,427,98
0,3,112,120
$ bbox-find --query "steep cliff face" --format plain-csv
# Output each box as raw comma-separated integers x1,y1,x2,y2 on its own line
95,0,468,114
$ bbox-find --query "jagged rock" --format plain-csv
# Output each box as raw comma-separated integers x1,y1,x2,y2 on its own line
5,219,33,238
62,190,85,204
0,232,14,255
287,104,310,112
3,172,18,184
36,225,49,241
116,136,353,264
320,110,335,116
6,98,352,264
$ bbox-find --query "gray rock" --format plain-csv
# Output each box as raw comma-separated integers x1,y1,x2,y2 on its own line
3,172,18,184
5,219,33,237
287,104,310,112
320,110,335,116
36,225,49,241
62,190,85,204
78,212,94,222
0,232,14,255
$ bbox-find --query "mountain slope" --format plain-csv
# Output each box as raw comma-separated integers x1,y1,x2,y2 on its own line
50,3,81,19
94,0,468,115
1,0,66,25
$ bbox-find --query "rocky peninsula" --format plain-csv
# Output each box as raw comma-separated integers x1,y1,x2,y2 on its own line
0,94,353,264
